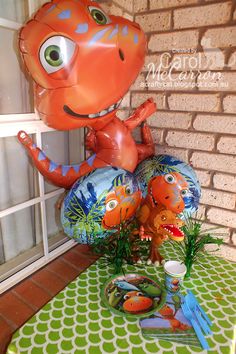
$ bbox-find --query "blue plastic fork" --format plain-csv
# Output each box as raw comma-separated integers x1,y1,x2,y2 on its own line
185,294,212,336
181,301,210,350
187,290,213,327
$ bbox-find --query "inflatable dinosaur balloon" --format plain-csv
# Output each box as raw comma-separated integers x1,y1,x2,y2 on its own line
18,0,156,189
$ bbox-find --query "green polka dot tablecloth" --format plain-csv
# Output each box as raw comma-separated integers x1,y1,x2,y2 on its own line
7,242,236,354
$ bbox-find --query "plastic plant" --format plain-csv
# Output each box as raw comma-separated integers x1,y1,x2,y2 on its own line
173,215,224,279
92,210,149,274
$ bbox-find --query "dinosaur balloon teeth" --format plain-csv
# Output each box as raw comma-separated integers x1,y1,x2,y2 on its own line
63,99,122,119
88,99,122,118
161,224,184,238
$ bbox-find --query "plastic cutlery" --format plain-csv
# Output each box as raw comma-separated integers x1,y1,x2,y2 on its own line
181,301,210,350
187,290,213,327
185,294,212,336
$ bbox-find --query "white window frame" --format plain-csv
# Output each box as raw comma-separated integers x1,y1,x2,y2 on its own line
0,2,84,294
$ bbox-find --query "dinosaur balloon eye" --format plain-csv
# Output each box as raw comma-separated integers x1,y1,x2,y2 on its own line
181,189,188,197
124,294,130,300
39,36,76,74
44,45,62,67
125,185,133,195
106,199,118,211
164,174,176,184
88,6,111,25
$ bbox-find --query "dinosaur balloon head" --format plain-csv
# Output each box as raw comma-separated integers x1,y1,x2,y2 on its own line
19,0,147,130
148,173,189,214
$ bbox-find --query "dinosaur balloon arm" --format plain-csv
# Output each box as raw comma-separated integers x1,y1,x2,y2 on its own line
136,126,155,163
17,131,110,189
141,123,154,146
85,128,97,153
136,124,155,163
124,98,157,131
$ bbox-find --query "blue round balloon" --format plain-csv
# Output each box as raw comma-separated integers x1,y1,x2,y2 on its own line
134,155,201,216
61,167,141,244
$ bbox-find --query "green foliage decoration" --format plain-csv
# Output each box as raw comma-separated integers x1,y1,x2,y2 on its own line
92,210,149,274
172,214,224,278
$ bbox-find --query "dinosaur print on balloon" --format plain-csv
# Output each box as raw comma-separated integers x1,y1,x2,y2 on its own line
135,156,201,265
61,167,141,244
18,0,156,189
137,173,187,265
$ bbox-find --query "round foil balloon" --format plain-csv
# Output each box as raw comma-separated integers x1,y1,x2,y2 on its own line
61,167,141,244
134,155,201,215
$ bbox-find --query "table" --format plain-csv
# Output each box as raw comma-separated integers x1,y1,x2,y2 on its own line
7,242,236,354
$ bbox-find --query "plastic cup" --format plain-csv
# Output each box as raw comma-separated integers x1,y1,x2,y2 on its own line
164,260,187,293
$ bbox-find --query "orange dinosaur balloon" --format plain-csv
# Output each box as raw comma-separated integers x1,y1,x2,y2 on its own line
18,0,156,189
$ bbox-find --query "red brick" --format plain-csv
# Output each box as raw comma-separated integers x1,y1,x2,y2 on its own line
46,258,79,282
0,316,13,354
72,244,99,259
14,279,51,310
63,250,96,269
31,269,66,296
0,292,34,327
73,244,93,254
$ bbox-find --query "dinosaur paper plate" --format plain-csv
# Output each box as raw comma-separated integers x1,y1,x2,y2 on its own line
101,273,166,318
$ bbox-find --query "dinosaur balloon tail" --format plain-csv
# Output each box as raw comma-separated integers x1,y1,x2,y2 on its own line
18,131,109,189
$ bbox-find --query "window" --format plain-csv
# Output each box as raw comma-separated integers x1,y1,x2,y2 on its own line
0,0,84,293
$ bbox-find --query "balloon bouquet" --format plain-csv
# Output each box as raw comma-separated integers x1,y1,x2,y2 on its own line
18,0,200,266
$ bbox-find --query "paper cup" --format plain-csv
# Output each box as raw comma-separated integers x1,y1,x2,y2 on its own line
164,261,187,293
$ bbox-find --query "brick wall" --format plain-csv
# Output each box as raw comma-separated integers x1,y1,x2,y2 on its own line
100,0,236,261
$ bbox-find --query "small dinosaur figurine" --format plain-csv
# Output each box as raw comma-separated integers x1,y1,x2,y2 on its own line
18,0,156,189
139,206,184,265
137,173,188,265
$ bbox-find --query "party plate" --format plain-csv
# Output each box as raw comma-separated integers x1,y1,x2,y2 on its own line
101,273,166,318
